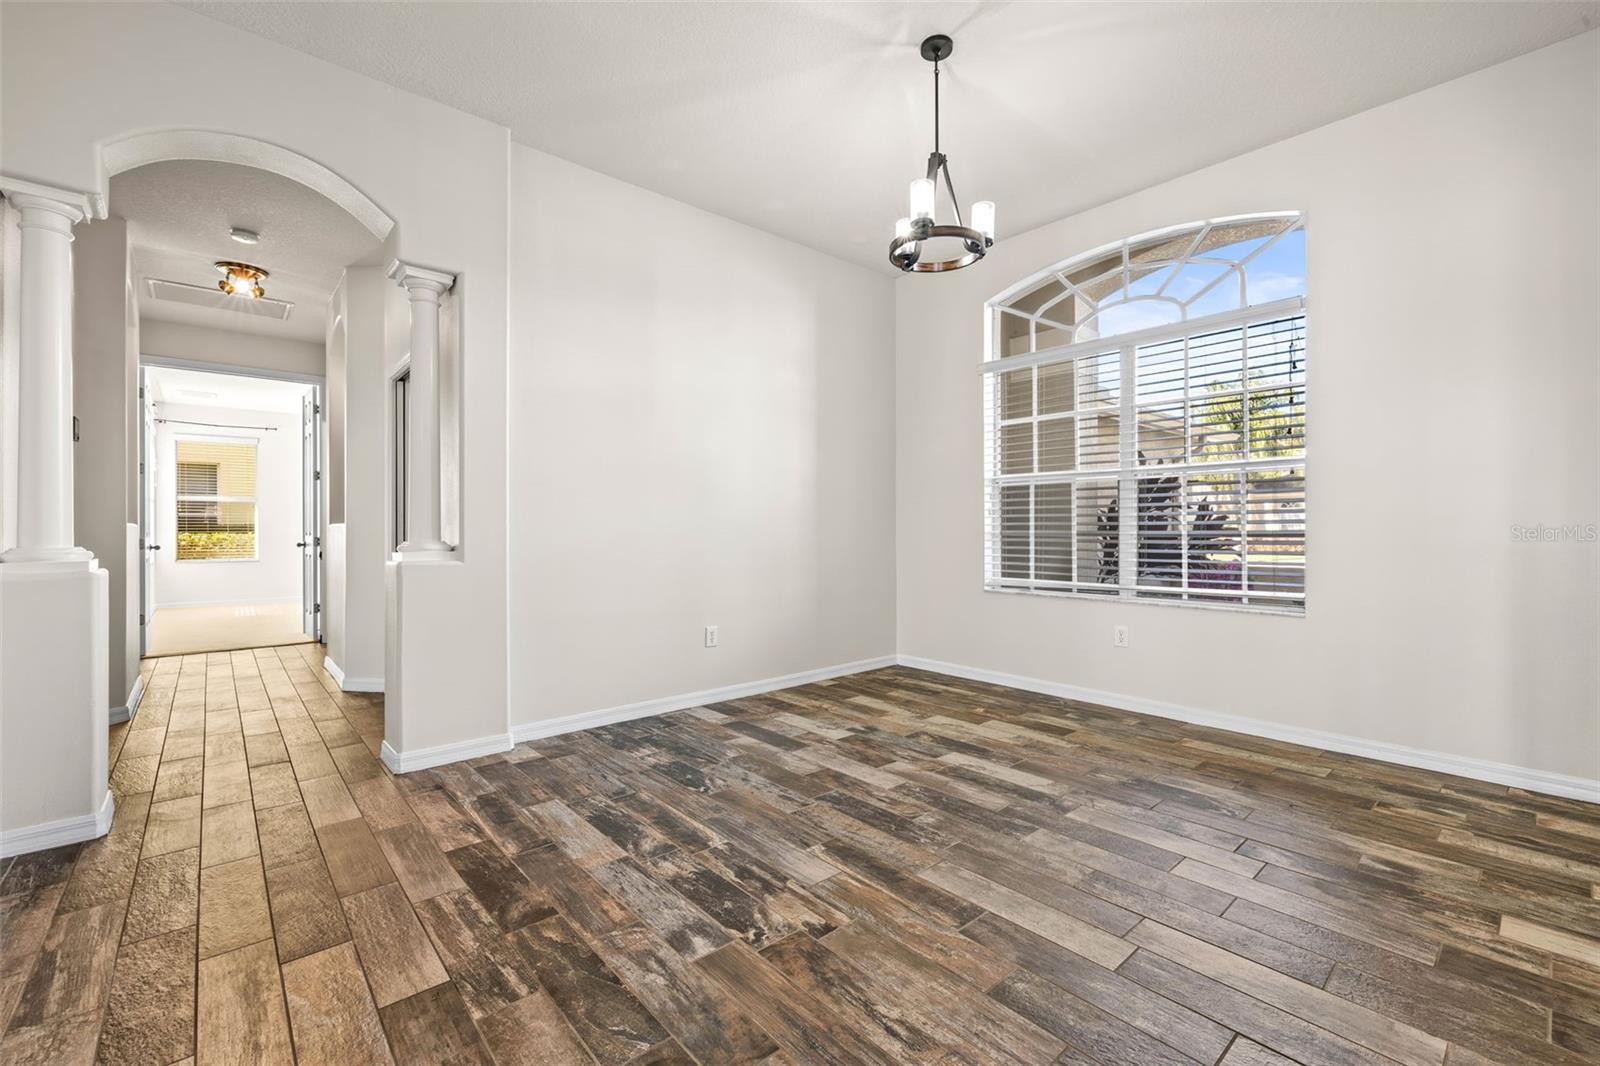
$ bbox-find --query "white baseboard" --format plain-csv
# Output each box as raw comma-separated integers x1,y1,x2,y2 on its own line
896,655,1600,804
1,791,116,858
511,655,898,743
109,674,146,726
381,734,511,775
323,656,383,694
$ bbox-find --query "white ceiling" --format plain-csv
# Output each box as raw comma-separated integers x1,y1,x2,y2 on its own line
113,159,380,341
183,1,1598,273
147,365,312,415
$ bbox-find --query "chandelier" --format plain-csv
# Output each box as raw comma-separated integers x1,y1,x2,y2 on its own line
215,261,268,299
889,34,995,273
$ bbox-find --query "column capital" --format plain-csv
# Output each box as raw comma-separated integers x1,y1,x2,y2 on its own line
386,259,455,299
0,176,95,227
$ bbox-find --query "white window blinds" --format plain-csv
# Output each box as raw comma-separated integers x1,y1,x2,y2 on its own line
983,302,1306,611
175,438,258,561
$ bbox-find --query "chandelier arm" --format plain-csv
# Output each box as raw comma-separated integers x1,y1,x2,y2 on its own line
940,158,965,229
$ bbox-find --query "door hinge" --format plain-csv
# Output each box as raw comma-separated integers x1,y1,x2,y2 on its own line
314,402,321,415
139,613,145,626
315,603,322,613
314,470,322,481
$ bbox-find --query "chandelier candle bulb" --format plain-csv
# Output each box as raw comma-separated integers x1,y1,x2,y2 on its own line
909,179,935,222
972,201,996,240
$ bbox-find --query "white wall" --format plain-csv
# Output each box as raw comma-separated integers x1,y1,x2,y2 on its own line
896,32,1600,785
324,266,389,689
73,215,140,710
507,147,897,726
140,319,324,378
152,401,303,608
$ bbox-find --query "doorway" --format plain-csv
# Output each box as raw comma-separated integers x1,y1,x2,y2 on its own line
140,361,323,657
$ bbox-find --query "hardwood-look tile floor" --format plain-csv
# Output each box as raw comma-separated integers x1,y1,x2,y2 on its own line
1,651,1597,1065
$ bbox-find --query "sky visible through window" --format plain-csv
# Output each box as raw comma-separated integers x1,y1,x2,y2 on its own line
1091,230,1306,339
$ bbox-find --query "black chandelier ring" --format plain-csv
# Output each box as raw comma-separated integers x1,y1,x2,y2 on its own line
889,224,992,273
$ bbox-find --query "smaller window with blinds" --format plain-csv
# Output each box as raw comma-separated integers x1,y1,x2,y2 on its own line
984,214,1307,612
175,437,259,561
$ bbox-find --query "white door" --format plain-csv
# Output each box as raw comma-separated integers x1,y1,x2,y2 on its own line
300,391,320,640
139,368,158,654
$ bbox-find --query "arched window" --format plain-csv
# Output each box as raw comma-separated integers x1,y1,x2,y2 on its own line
983,214,1307,611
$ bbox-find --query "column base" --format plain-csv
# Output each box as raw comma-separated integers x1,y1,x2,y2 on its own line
0,545,97,569
394,539,455,561
0,563,111,855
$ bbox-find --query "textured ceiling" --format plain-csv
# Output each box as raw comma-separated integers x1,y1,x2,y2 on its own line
183,1,1598,273
147,364,313,414
112,159,380,341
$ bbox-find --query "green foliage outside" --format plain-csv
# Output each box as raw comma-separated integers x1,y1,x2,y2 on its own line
176,529,256,560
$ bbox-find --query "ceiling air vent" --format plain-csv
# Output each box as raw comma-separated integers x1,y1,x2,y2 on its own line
146,278,294,321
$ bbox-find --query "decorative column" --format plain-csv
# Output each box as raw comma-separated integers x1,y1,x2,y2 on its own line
387,260,454,557
1,177,111,856
1,179,94,567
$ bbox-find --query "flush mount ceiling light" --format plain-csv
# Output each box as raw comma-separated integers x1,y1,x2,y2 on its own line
229,227,260,245
215,260,268,299
890,34,995,274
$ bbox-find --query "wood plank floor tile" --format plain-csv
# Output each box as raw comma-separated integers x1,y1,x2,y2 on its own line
341,882,449,1008
202,758,252,809
300,774,362,828
199,801,259,867
123,847,200,944
594,920,779,1064
316,818,397,897
281,942,394,1065
1127,920,1447,1066
96,925,196,1065
472,989,595,1066
198,856,272,959
144,795,202,858
518,915,673,1065
445,841,556,932
378,982,493,1066
248,762,302,811
964,913,1234,1064
1,884,66,984
375,821,467,904
9,900,122,1028
0,1007,102,1066
255,802,321,870
919,861,1134,968
264,856,350,963
196,938,294,1066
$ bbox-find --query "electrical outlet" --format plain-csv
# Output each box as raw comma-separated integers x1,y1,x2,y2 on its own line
704,625,719,648
1113,624,1130,648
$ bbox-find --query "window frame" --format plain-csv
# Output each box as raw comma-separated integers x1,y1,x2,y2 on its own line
982,217,1308,615
173,433,261,564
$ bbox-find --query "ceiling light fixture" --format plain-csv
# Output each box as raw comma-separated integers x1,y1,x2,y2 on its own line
890,34,995,273
215,260,268,299
229,227,260,245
